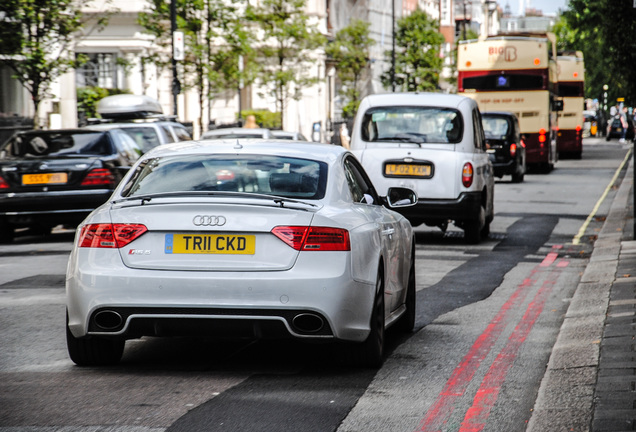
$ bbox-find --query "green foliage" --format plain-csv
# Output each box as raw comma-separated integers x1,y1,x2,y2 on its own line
0,0,112,126
240,109,281,129
325,19,375,119
138,0,257,126
247,0,327,127
558,0,636,106
77,87,130,121
381,9,445,92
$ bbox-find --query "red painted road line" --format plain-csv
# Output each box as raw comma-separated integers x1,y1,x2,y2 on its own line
458,262,566,432
414,247,563,432
414,277,536,431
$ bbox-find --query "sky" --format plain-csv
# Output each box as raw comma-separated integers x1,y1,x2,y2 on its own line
502,0,570,16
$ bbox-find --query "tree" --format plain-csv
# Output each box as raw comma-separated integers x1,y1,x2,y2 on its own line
138,0,256,132
0,0,111,128
325,19,375,119
247,0,326,128
558,0,636,106
381,9,445,92
447,27,479,91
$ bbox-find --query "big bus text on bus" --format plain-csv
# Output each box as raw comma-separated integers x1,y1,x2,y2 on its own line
457,34,562,172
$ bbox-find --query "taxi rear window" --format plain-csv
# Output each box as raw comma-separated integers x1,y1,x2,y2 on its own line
361,106,463,144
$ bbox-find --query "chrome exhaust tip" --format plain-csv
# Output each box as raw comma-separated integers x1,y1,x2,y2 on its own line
94,310,123,331
292,313,324,333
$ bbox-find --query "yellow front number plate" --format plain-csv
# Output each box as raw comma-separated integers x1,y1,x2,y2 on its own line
165,234,255,255
385,164,432,177
22,173,68,185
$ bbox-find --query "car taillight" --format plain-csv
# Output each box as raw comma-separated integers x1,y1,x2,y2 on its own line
510,143,517,157
81,168,115,186
79,223,147,248
462,162,474,188
0,175,8,189
538,128,547,145
271,226,350,251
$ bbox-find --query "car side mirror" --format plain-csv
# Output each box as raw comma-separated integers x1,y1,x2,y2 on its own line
385,187,417,208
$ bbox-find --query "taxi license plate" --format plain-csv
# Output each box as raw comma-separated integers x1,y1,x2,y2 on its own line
384,163,432,178
22,172,68,185
165,234,255,255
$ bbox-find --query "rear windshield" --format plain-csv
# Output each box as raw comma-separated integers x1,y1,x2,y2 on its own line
482,116,511,139
119,126,163,152
121,154,328,200
1,131,112,158
360,106,463,144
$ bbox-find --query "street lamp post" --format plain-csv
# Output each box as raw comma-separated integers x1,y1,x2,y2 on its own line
170,0,181,117
391,0,396,91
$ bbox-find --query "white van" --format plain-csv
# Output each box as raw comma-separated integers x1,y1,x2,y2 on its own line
350,92,495,244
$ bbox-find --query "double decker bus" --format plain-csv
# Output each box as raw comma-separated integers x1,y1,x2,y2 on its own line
457,33,560,172
556,51,585,159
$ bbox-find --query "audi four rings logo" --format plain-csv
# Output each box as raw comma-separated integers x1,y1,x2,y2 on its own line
193,215,227,226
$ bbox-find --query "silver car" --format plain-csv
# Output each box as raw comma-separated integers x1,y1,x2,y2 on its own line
200,128,273,140
66,141,417,368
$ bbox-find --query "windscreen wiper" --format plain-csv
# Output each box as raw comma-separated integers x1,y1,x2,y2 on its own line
379,133,427,144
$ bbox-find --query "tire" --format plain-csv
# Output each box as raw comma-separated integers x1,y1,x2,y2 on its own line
345,269,385,368
0,219,13,244
464,205,485,244
396,257,416,333
511,169,524,183
66,313,124,366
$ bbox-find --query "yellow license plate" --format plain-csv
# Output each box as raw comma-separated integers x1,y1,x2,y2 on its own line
165,234,255,254
22,172,68,185
385,164,432,177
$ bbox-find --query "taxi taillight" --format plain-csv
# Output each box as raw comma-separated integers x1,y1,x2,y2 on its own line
0,175,9,189
462,162,474,188
510,143,517,157
272,226,351,251
79,223,147,248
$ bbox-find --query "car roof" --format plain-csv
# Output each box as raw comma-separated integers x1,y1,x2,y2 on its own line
361,92,473,109
14,128,109,136
142,140,346,164
203,128,270,135
86,122,173,130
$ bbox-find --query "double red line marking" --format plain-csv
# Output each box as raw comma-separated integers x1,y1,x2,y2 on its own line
415,247,568,432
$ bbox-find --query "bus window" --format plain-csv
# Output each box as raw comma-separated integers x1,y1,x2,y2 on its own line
463,73,545,91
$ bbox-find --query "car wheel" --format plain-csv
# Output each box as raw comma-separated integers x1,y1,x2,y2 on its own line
464,205,485,244
396,256,416,333
0,226,13,244
511,167,524,183
345,269,385,368
66,312,124,366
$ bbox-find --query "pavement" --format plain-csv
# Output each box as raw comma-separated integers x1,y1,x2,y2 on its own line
527,147,636,432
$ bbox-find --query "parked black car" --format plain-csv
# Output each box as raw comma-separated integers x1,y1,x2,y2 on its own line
606,115,635,141
482,111,526,183
0,128,144,242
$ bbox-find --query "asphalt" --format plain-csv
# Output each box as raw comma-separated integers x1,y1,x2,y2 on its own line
527,147,636,431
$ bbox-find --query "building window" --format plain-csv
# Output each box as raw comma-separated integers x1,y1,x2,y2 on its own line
76,53,118,88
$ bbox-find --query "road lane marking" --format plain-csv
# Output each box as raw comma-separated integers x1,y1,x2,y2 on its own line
414,246,565,432
573,147,632,245
458,262,565,432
